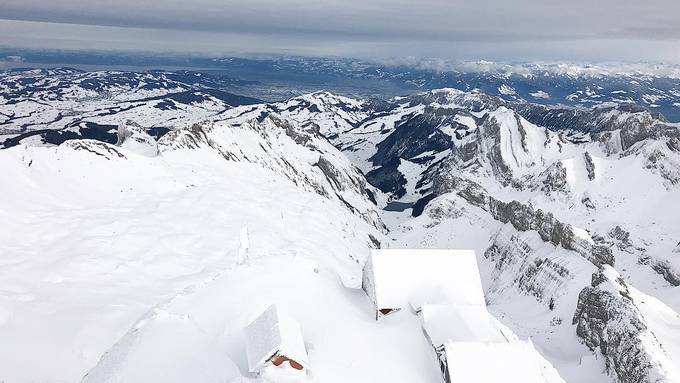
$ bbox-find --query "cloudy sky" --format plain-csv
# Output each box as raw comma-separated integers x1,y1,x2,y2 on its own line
1,0,679,62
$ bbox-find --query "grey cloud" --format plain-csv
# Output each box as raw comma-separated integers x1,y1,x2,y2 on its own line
0,0,679,61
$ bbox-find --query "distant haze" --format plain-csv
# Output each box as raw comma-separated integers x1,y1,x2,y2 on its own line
1,0,679,62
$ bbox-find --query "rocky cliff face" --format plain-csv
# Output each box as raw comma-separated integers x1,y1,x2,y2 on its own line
573,267,677,383
159,113,385,233
429,167,614,267
485,227,574,303
512,103,675,148
116,120,159,157
350,90,680,200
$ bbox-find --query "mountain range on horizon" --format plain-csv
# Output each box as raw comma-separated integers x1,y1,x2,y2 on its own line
2,53,680,122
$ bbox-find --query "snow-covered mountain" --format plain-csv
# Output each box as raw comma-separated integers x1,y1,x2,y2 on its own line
0,108,386,382
210,58,680,122
1,68,679,383
3,58,680,132
304,88,680,383
218,87,680,383
0,68,262,148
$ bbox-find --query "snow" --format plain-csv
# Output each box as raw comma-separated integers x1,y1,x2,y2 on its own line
364,249,486,311
498,84,517,95
0,121,383,382
453,114,477,130
642,94,664,105
238,226,251,265
82,253,444,383
397,157,425,199
429,61,680,79
420,304,508,346
0,70,245,139
489,107,548,173
381,192,608,383
605,266,680,381
530,91,551,99
81,307,242,383
245,305,310,372
332,102,422,173
117,121,159,156
571,226,594,245
443,341,565,383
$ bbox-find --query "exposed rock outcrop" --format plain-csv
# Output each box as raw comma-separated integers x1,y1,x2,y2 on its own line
160,116,386,233
536,161,569,194
368,108,454,167
514,103,679,153
584,151,596,180
638,257,680,287
432,168,614,267
485,228,573,303
63,140,127,160
116,120,159,157
608,226,631,247
573,267,676,383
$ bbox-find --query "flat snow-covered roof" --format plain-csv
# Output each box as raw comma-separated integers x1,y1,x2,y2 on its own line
420,304,508,347
367,249,485,310
245,305,310,372
444,341,565,383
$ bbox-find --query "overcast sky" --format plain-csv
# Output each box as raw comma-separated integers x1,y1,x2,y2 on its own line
1,0,679,62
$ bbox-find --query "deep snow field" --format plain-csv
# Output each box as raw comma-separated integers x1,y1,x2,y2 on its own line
0,118,462,382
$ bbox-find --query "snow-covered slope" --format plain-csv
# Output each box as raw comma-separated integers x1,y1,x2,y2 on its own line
0,114,385,382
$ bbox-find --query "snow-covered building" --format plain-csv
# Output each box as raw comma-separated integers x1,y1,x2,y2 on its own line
441,341,566,383
360,248,567,383
361,249,485,319
419,304,565,383
245,305,311,374
419,304,511,347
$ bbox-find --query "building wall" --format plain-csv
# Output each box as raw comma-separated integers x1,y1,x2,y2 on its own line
361,256,377,310
436,348,451,383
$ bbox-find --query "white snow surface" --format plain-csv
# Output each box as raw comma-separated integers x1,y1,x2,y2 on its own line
420,304,509,345
365,249,486,311
0,117,387,382
444,341,566,383
530,90,551,99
